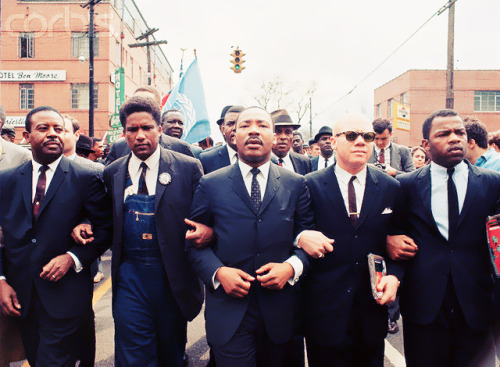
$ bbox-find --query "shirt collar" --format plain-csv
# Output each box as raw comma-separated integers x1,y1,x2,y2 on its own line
238,159,271,180
32,155,63,173
334,164,367,186
67,153,77,161
374,142,391,153
430,160,468,177
226,144,237,159
129,146,161,174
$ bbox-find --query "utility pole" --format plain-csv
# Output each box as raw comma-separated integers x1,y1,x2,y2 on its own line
129,28,167,85
81,0,101,137
446,0,456,109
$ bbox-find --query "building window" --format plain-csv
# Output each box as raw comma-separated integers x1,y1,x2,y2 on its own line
376,104,381,117
474,91,500,112
400,92,407,105
71,84,98,109
71,32,99,58
19,32,34,58
20,84,34,110
388,99,394,118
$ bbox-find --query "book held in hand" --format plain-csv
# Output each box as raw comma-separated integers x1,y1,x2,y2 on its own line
368,253,387,300
486,214,500,278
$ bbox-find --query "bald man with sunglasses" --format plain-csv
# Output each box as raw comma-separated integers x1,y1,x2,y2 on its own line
298,113,402,367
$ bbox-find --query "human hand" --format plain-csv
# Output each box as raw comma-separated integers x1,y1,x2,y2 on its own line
385,166,397,177
256,262,294,290
375,275,399,305
40,254,75,282
0,280,21,317
216,267,254,298
386,235,418,261
297,230,334,259
71,223,94,245
185,218,214,248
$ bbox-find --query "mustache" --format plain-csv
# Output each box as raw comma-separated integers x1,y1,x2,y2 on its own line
447,145,464,152
43,139,61,146
245,137,263,145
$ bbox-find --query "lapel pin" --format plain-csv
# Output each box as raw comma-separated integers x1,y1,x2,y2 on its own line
159,172,171,186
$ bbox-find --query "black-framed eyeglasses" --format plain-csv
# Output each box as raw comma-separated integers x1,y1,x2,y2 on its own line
335,131,376,142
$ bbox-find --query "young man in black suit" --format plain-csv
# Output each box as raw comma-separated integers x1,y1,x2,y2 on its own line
388,109,500,367
0,106,112,366
298,113,400,367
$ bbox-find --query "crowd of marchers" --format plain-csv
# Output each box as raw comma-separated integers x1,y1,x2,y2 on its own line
1,85,500,367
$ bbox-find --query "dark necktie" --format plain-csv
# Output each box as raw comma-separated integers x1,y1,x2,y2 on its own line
33,165,49,218
447,168,459,238
348,176,358,226
379,149,385,164
325,158,329,168
278,158,284,167
250,167,261,212
138,162,149,195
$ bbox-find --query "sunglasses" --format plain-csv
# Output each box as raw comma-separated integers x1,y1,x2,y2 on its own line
335,131,376,142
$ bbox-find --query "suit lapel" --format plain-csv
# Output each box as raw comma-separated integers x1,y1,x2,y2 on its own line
390,144,401,170
220,146,230,166
289,154,298,173
113,155,129,237
230,164,258,214
355,167,379,229
322,165,350,220
38,156,68,217
160,134,172,150
415,165,441,232
260,164,279,214
20,161,33,219
154,148,174,212
457,163,480,229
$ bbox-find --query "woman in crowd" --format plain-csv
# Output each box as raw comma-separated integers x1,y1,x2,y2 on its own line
411,146,428,169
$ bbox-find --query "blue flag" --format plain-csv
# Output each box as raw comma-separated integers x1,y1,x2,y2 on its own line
163,58,211,144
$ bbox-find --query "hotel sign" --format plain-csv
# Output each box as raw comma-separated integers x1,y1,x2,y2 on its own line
393,103,411,131
0,70,66,81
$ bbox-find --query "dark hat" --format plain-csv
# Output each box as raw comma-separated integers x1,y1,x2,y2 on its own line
76,134,95,154
314,126,333,141
308,138,317,146
1,126,16,139
270,109,301,130
216,105,233,126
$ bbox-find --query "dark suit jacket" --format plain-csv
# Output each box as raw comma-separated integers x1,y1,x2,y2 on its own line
0,156,112,319
187,163,314,346
289,151,312,175
392,162,500,330
199,145,230,174
103,147,204,321
302,165,402,347
368,142,415,174
105,134,194,165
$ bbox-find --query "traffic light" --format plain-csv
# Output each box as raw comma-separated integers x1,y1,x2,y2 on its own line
230,48,245,74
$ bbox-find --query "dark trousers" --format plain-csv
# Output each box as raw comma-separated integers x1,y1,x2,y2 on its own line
306,295,384,367
77,308,95,367
16,289,84,367
114,260,187,367
388,295,400,321
213,293,303,367
403,281,495,367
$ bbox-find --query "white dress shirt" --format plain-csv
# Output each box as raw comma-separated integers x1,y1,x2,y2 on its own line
276,153,295,173
374,144,391,165
430,161,468,240
227,145,238,165
318,155,334,169
335,164,367,216
124,147,161,201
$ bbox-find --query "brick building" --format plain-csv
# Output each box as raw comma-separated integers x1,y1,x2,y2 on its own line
374,69,500,147
0,0,173,141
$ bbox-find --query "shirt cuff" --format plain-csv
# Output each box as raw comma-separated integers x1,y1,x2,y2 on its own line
67,252,83,273
294,230,306,247
212,267,221,289
285,255,303,285
0,276,6,281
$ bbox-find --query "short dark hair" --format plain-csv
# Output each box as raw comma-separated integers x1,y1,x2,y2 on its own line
61,114,80,133
161,109,182,122
119,96,161,128
464,117,488,149
372,118,392,134
1,127,15,139
133,86,162,105
412,146,428,160
293,132,303,140
422,109,460,140
25,106,63,133
236,106,273,127
92,137,102,145
227,105,245,114
489,130,500,148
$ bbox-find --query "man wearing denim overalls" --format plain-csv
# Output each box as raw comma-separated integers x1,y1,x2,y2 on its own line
103,96,204,367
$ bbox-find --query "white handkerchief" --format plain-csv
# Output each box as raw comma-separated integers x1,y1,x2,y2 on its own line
381,207,393,215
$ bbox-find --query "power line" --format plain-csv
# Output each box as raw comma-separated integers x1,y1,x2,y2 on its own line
315,0,458,118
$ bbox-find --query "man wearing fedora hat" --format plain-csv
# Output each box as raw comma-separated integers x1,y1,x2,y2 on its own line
311,126,335,171
271,109,312,175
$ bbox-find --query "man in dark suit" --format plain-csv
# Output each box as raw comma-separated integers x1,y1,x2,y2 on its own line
103,97,204,366
368,118,415,176
299,113,400,367
387,109,500,367
311,126,335,171
0,106,112,366
187,106,314,366
162,108,203,158
271,109,312,175
199,106,244,174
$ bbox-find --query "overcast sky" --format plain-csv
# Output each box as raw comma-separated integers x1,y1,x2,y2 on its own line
138,0,500,141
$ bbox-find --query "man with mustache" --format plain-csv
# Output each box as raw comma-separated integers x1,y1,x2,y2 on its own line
0,106,112,366
311,126,335,171
161,109,203,158
387,109,500,366
187,106,314,366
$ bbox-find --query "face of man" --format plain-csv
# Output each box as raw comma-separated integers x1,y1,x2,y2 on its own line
422,115,467,169
292,134,304,154
317,134,333,158
29,110,65,165
2,133,15,143
235,108,275,167
310,143,321,157
374,128,392,150
93,140,104,158
273,126,294,158
333,113,374,175
124,111,161,161
162,111,184,139
223,112,240,150
62,118,79,156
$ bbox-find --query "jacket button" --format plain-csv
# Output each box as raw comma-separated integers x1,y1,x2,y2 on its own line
31,239,37,244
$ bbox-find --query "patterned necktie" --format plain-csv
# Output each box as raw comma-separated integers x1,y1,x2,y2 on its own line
250,167,261,212
447,168,459,238
378,149,385,164
278,158,284,167
33,165,49,218
138,162,149,195
325,158,329,168
348,176,358,226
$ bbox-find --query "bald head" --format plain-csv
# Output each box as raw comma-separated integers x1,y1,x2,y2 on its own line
332,113,372,135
